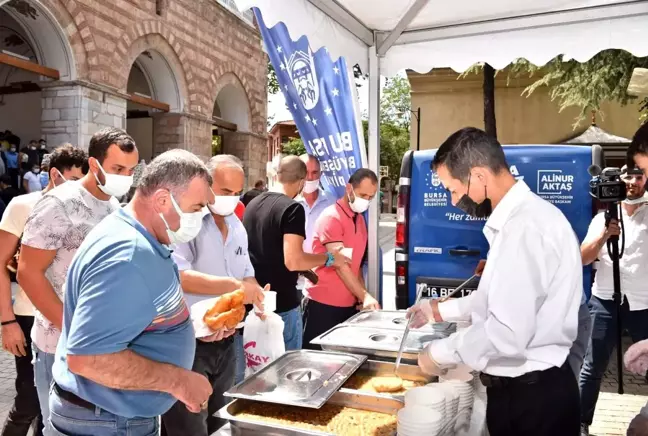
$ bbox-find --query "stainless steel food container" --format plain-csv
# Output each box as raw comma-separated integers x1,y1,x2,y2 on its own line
215,389,402,435
344,310,456,335
310,325,446,363
224,349,367,409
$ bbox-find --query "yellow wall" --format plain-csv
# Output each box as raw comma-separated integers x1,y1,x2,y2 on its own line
408,69,642,150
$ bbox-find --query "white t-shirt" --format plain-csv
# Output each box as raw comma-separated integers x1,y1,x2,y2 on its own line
0,191,43,316
23,171,42,193
21,181,119,353
585,204,648,310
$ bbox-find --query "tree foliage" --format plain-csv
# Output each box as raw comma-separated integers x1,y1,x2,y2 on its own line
282,137,306,156
361,120,410,182
508,50,648,127
380,76,412,128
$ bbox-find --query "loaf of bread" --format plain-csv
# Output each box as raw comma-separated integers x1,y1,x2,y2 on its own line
203,290,246,330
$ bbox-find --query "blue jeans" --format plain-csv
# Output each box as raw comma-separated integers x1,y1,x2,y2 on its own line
32,343,55,436
579,295,648,425
49,388,159,436
233,332,246,385
566,300,593,381
278,307,302,351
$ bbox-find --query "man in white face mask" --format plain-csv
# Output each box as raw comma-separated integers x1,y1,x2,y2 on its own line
17,128,138,434
302,169,381,349
162,155,266,436
48,149,214,436
297,154,334,254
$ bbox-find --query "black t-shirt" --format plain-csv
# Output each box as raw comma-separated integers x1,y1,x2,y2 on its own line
241,188,263,206
243,192,306,313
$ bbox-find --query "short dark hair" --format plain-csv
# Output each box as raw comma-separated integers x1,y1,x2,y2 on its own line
627,123,648,167
349,168,378,188
7,135,20,147
88,128,136,163
49,144,89,174
0,174,11,185
254,179,265,189
277,155,307,184
431,127,508,182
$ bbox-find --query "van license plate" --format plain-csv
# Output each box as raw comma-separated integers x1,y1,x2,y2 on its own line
415,277,479,300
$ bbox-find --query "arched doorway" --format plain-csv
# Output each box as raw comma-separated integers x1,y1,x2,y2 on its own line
0,0,75,148
125,49,182,162
211,81,251,156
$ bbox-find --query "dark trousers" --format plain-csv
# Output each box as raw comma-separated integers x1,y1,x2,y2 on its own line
161,337,235,436
1,315,43,436
485,363,580,436
579,295,648,425
302,298,358,350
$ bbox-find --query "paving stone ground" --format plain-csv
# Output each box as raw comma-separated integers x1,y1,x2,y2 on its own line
0,216,642,435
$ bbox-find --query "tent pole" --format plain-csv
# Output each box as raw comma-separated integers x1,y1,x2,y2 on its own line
367,44,381,298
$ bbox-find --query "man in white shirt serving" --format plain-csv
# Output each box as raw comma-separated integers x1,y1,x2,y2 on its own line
408,127,582,436
579,165,648,436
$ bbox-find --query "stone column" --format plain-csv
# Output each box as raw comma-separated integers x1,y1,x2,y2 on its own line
41,83,127,149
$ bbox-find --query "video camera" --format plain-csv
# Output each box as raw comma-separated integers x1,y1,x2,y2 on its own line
588,166,627,203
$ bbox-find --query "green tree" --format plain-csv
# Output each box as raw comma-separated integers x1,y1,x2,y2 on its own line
380,76,412,128
282,137,306,156
459,63,498,138
508,50,648,127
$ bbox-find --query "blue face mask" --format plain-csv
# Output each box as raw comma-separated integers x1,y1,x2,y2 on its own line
39,172,49,189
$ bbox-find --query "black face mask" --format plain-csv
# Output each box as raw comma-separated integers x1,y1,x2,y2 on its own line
456,174,492,218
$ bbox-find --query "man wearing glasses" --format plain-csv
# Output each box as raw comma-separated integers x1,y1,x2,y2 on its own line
579,165,648,436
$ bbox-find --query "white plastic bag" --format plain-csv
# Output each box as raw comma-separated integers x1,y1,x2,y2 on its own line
243,311,285,376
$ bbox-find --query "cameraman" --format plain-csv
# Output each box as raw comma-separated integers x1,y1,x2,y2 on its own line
579,165,648,436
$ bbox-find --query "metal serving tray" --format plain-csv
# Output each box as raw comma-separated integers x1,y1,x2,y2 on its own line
340,359,436,399
216,389,402,435
310,325,446,363
344,310,456,335
224,350,367,409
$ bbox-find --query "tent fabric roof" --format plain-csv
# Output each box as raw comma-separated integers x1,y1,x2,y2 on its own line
563,125,631,144
235,0,648,75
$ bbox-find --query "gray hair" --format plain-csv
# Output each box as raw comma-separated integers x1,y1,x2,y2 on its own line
299,154,320,168
137,149,212,196
206,154,244,173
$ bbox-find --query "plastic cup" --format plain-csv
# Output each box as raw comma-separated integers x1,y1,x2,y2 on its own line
263,290,277,313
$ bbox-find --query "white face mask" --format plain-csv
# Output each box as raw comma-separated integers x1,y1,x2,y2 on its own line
302,179,320,194
624,195,648,205
348,190,371,214
160,194,206,245
93,160,133,198
209,194,239,216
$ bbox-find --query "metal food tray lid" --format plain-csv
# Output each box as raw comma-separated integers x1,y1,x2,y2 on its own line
224,350,368,409
345,310,456,333
310,325,447,353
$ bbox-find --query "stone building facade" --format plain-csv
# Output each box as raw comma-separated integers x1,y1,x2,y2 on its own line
0,0,267,184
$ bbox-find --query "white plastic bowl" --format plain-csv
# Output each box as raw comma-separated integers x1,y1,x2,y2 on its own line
404,386,446,409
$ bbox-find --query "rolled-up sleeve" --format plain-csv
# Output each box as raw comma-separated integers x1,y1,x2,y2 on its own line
430,227,550,370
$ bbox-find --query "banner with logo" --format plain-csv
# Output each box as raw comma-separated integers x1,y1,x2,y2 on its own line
255,9,366,199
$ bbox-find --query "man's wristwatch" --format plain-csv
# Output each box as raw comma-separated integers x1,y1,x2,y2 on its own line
325,252,335,267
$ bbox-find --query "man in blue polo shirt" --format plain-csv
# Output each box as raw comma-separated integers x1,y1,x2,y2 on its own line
162,155,265,436
51,150,215,436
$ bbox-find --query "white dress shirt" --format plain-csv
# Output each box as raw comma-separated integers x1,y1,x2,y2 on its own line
431,181,582,377
585,204,648,310
298,189,335,253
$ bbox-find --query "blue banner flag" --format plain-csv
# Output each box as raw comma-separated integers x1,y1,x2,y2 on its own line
255,9,365,200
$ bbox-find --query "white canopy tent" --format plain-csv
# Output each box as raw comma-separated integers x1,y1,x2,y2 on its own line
236,0,648,298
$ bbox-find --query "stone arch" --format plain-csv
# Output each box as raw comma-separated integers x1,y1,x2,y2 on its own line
2,0,90,80
111,21,189,112
207,64,257,133
211,72,252,132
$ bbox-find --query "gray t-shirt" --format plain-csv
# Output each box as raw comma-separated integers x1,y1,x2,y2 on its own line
22,181,119,353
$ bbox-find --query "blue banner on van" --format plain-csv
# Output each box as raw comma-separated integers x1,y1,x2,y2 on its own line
400,145,599,307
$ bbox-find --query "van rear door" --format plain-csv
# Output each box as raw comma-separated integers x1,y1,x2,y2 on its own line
396,144,601,309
